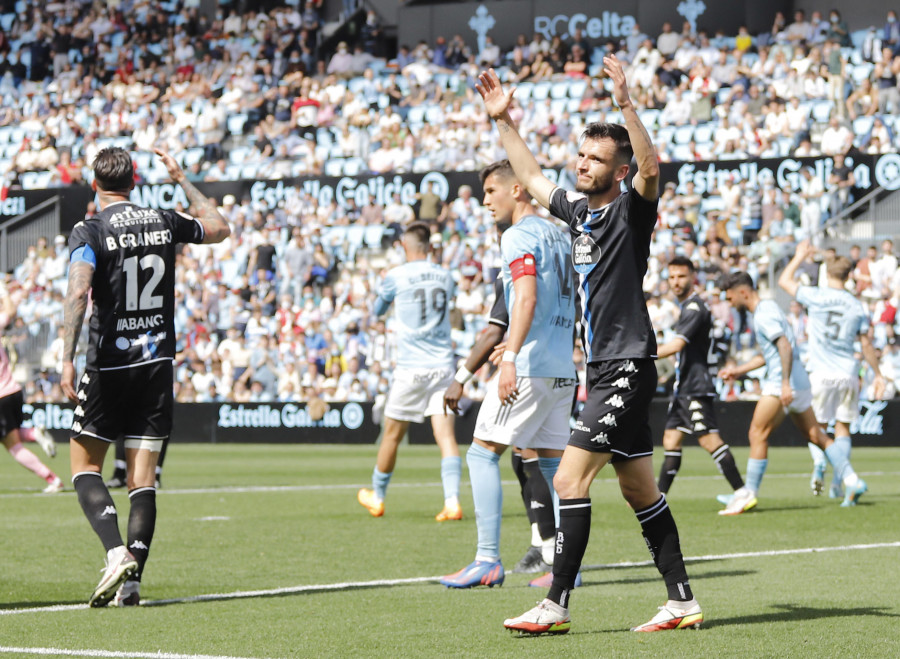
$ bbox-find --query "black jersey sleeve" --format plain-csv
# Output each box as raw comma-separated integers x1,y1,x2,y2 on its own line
624,185,659,238
673,299,706,343
548,187,588,232
167,210,206,244
68,219,99,255
488,277,508,327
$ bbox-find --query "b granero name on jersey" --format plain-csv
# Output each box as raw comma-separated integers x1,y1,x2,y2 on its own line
116,314,164,331
104,230,173,250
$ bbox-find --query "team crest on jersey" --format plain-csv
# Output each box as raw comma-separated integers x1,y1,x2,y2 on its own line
686,302,700,312
572,234,601,275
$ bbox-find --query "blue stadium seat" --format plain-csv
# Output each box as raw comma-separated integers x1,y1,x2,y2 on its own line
853,116,874,136
693,123,714,143
531,82,551,100
674,124,695,145
324,159,344,177
515,82,533,101
227,113,248,136
810,101,833,123
550,81,570,100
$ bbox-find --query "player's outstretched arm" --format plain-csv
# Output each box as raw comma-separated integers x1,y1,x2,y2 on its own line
603,54,659,201
476,69,555,210
656,336,687,359
61,260,94,402
154,149,231,244
777,239,813,297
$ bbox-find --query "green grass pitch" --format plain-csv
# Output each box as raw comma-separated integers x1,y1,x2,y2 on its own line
1,443,898,658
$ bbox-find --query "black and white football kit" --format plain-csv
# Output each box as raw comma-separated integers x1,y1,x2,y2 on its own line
68,201,205,443
549,185,658,460
665,293,719,437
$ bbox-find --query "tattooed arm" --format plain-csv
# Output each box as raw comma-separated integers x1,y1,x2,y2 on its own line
60,260,94,403
475,68,555,210
154,149,231,244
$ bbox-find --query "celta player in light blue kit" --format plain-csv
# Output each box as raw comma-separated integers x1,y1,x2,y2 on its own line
440,160,576,589
358,222,462,521
778,240,884,501
718,271,867,515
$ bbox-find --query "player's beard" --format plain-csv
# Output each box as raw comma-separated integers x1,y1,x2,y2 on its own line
575,169,616,195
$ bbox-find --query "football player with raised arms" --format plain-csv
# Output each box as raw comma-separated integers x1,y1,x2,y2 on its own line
478,56,702,635
62,147,230,607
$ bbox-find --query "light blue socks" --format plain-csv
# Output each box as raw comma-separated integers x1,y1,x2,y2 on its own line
467,443,502,561
745,458,768,493
372,468,391,501
441,456,462,502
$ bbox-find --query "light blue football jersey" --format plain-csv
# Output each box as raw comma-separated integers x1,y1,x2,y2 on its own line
375,259,456,369
752,299,810,391
796,285,869,375
500,215,576,378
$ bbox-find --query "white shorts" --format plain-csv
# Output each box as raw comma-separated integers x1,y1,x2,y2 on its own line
384,366,454,423
761,383,813,415
810,370,859,424
474,375,575,450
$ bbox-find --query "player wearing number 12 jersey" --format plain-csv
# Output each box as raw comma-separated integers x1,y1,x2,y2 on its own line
62,147,230,607
357,222,461,521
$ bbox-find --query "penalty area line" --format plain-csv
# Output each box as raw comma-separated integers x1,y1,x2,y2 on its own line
3,542,898,617
0,647,269,659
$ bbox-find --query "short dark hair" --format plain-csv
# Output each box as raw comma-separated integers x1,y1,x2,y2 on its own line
721,271,755,291
668,256,696,272
403,221,431,251
582,122,633,165
479,159,515,184
92,147,134,192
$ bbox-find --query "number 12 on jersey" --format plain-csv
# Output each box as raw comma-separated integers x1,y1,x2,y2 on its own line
123,254,165,311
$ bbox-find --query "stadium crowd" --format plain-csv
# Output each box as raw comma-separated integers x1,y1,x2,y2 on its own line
0,1,899,405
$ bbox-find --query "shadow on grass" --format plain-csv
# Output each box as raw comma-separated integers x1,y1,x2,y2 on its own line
581,569,755,589
701,603,900,629
512,604,900,638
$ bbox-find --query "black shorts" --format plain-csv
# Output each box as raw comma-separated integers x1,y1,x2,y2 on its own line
72,361,173,443
568,358,656,461
665,396,720,437
0,390,24,438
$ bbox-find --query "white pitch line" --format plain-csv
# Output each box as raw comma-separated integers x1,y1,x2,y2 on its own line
2,470,898,499
3,541,898,618
0,647,267,659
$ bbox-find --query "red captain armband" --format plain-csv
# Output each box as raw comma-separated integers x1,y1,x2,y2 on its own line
509,255,537,280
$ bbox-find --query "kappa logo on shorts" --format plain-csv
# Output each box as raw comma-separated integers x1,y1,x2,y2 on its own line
72,421,82,433
691,411,704,421
77,390,87,401
605,394,625,408
618,361,637,373
600,413,617,427
589,432,610,444
694,423,707,431
74,405,84,417
81,373,91,384
612,377,631,389
689,400,703,410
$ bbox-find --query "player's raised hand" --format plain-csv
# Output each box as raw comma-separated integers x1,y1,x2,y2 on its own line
154,148,185,184
476,68,515,120
794,238,815,261
603,54,634,110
